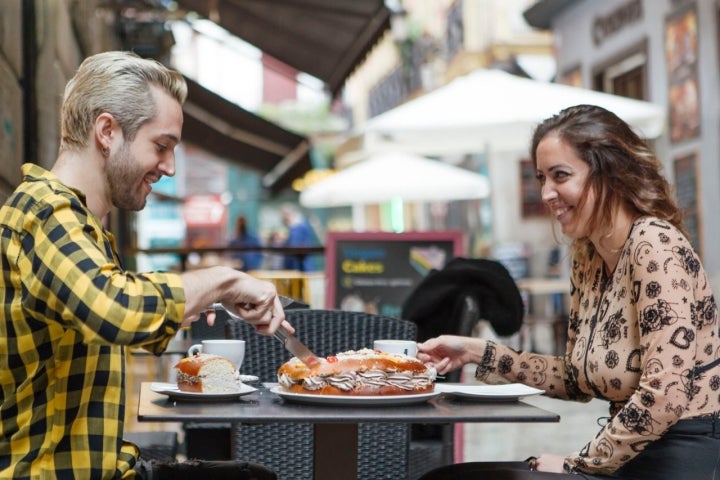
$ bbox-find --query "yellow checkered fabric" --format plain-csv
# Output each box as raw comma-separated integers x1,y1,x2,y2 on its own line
0,164,186,479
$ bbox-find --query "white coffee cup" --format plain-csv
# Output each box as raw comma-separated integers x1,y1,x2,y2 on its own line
373,339,418,357
188,339,246,369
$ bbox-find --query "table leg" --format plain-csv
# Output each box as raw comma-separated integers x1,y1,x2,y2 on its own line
314,423,357,480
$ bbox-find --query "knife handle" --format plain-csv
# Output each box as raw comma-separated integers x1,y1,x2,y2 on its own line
273,326,290,345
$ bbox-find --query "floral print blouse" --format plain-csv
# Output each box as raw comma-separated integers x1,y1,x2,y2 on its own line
475,217,720,475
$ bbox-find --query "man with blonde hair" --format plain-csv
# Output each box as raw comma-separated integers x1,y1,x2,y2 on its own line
0,51,284,479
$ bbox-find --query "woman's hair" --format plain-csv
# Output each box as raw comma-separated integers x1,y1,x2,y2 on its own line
60,51,187,152
530,104,686,256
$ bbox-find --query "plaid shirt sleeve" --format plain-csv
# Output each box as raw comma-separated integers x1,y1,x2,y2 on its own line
1,165,185,479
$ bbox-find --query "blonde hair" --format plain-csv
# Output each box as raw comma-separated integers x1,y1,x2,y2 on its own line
60,51,187,152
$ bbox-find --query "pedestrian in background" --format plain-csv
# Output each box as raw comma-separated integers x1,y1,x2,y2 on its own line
229,215,263,271
280,203,320,271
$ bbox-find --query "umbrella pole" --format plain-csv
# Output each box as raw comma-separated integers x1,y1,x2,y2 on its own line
352,204,366,231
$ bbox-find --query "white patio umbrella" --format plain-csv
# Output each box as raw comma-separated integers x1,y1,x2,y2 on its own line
359,69,666,156
299,152,489,208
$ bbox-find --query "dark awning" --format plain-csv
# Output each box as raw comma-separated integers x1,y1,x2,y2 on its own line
175,0,392,97
182,76,312,194
523,0,577,30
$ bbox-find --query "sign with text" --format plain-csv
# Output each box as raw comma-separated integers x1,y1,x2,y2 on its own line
325,231,464,318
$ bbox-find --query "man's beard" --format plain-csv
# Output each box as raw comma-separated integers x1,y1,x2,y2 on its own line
106,141,149,211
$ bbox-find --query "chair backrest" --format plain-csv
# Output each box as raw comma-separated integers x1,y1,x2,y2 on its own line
227,309,417,480
190,312,229,341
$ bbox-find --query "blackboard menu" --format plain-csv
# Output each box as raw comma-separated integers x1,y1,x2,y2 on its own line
673,152,702,255
325,231,464,318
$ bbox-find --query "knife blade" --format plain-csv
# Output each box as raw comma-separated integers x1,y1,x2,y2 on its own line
209,299,321,367
272,325,321,367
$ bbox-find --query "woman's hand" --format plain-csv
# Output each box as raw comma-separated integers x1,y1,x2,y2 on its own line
532,454,566,473
416,335,486,374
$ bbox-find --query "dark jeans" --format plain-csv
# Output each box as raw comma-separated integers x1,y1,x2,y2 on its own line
133,459,277,480
418,416,720,480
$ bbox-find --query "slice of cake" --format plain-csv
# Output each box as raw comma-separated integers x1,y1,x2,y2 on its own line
174,353,241,394
277,348,436,396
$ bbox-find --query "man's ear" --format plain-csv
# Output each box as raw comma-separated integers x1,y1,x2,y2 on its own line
94,112,116,155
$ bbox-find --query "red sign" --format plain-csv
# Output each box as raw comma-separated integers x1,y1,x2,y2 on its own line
183,194,227,227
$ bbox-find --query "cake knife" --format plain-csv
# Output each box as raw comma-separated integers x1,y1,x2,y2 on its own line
209,298,321,367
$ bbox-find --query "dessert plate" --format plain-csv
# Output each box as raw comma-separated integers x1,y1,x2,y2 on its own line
434,383,544,401
269,386,440,406
151,382,257,401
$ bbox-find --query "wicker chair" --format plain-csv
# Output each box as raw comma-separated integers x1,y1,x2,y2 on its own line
227,309,418,480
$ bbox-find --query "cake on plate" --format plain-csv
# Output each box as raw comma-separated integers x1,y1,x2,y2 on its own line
277,348,436,396
175,353,241,394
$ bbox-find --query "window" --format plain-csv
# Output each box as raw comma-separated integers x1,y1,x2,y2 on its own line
593,49,648,100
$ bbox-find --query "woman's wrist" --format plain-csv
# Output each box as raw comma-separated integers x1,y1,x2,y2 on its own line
467,337,489,363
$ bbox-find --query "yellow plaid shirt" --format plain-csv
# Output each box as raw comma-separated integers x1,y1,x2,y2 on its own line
0,164,186,479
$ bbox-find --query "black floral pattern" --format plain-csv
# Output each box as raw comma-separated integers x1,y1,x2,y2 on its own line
639,390,655,408
600,310,624,348
475,342,497,380
605,350,619,369
497,354,513,374
645,281,661,298
693,296,716,330
617,404,657,435
673,245,701,277
640,299,679,334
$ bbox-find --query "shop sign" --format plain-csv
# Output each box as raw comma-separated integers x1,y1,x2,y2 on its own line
592,0,643,46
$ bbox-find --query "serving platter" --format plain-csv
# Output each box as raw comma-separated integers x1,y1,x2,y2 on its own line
435,383,544,401
269,386,440,406
151,382,257,401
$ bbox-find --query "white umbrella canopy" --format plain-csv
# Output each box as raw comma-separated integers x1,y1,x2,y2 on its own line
299,152,489,208
360,69,666,156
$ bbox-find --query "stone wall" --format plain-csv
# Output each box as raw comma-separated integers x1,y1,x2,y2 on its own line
0,0,119,202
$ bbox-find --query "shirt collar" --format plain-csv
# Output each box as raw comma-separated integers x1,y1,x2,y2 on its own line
21,163,89,206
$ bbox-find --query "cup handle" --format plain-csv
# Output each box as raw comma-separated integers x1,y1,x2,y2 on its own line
188,344,202,357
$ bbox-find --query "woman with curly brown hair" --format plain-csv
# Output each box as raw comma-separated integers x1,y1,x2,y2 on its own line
418,104,720,479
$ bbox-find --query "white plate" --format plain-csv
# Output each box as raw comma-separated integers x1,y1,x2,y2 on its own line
239,374,260,383
435,383,544,401
151,382,257,401
269,386,441,406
